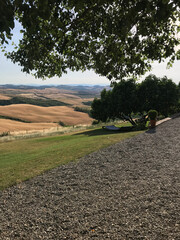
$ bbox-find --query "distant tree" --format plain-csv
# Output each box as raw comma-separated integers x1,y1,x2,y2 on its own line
111,79,138,117
158,76,179,116
137,74,160,112
137,74,179,116
91,89,113,122
91,75,179,123
91,79,138,123
91,98,103,122
0,0,180,80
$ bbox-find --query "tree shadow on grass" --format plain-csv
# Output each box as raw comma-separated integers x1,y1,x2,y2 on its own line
74,127,139,137
74,128,119,137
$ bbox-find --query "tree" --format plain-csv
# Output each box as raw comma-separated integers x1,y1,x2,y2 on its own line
91,89,114,122
111,79,138,117
137,74,160,112
91,79,138,123
0,0,180,80
137,74,179,116
158,76,179,116
0,0,14,44
91,75,179,123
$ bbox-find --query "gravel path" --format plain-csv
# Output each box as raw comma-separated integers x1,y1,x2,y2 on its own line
0,117,180,240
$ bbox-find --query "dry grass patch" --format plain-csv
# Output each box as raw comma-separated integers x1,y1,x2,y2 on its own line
0,119,58,133
0,104,93,125
0,94,11,100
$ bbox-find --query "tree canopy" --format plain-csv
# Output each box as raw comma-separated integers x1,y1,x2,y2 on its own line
1,0,180,80
91,75,180,122
137,75,179,116
91,78,139,122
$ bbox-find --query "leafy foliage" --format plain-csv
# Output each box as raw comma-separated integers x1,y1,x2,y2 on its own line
82,101,92,106
91,79,138,122
148,110,158,120
91,89,114,122
137,74,160,112
91,75,180,122
111,79,138,117
0,0,14,44
138,75,179,116
0,0,180,80
74,107,91,116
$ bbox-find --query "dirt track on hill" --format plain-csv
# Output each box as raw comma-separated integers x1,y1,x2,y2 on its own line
0,117,179,239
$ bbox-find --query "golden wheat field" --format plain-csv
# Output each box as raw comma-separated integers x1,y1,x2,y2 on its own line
46,93,88,106
0,119,58,133
0,104,93,133
0,86,102,134
0,94,11,100
0,87,93,106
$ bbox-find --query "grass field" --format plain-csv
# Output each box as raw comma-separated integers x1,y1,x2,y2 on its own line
0,126,144,190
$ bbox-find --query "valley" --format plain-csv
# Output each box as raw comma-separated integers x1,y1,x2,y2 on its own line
0,84,108,135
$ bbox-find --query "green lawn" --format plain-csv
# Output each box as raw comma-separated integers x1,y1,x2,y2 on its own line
0,127,144,190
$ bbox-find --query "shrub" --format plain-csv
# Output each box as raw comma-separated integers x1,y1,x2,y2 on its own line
148,110,158,120
82,101,92,106
58,121,66,127
0,131,10,137
74,107,91,115
92,120,99,125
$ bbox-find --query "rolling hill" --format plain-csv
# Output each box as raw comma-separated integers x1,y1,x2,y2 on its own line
0,84,108,134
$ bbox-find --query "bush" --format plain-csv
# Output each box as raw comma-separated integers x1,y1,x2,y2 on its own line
58,121,66,127
74,107,91,116
168,103,180,115
148,110,158,120
92,120,99,125
0,131,10,137
82,101,92,106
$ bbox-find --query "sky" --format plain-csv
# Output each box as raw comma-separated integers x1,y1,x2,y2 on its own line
0,22,179,86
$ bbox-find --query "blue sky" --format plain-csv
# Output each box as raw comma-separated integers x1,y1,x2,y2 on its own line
0,21,179,86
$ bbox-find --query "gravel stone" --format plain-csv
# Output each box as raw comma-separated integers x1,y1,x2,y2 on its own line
0,117,180,239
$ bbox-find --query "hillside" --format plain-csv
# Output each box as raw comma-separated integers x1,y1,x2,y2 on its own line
0,104,93,125
0,85,108,134
0,84,109,107
0,96,70,107
0,119,58,133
